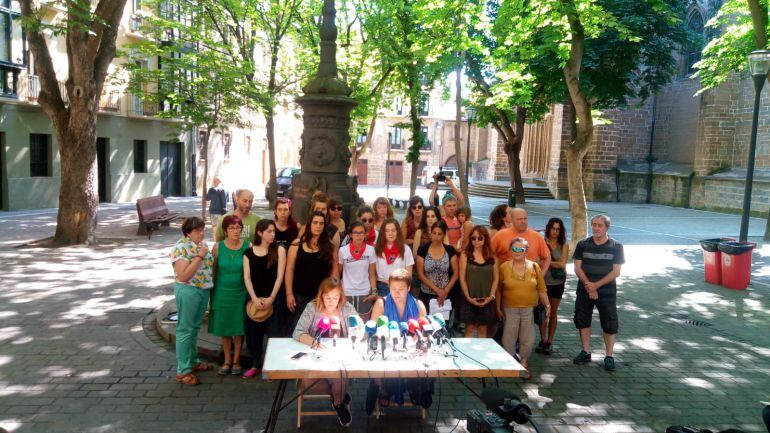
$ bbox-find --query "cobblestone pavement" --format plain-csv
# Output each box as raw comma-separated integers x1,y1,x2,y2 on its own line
1,193,768,433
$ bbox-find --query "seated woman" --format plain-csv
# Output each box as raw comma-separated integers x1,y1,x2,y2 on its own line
366,269,432,414
292,277,359,427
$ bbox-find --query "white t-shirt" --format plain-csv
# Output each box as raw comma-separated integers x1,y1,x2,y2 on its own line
375,247,415,283
338,244,377,296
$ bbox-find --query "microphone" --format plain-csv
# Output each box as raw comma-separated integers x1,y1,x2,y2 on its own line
365,320,377,352
480,387,533,425
407,319,425,349
388,321,400,349
431,314,449,337
398,322,409,349
427,315,447,345
329,316,341,347
312,316,331,347
348,315,362,348
417,317,433,348
376,317,388,359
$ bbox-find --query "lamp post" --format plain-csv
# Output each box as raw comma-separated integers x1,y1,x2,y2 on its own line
740,50,770,242
465,107,476,194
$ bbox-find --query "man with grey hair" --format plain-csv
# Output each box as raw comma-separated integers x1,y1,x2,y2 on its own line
215,189,260,242
572,214,624,371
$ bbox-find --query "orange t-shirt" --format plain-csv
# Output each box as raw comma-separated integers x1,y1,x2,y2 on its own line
490,228,550,263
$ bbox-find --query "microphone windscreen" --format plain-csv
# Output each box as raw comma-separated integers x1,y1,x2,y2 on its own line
365,320,377,336
431,314,447,328
348,315,361,328
316,316,331,333
376,315,389,327
418,316,433,332
399,322,409,334
407,319,420,335
330,316,340,325
388,320,399,331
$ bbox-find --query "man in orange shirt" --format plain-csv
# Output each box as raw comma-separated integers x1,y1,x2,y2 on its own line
490,208,551,273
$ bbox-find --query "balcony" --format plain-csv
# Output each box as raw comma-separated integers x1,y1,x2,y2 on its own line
99,91,122,112
14,75,69,105
129,95,158,116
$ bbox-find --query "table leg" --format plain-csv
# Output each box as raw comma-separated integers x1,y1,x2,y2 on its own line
263,379,288,433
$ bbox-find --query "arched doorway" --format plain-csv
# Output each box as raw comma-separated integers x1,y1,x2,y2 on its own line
444,155,457,168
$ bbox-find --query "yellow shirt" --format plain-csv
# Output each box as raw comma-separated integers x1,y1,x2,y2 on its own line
499,260,545,308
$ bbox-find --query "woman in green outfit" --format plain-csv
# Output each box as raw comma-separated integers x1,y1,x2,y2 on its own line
208,214,251,376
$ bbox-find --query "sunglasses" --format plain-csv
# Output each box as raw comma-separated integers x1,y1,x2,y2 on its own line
361,218,373,223
411,205,423,210
470,236,484,241
511,246,527,253
330,206,343,211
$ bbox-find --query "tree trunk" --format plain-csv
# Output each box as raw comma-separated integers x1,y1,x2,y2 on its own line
406,70,422,198
199,129,211,221
502,106,526,205
53,114,99,246
454,61,467,199
266,108,278,205
561,0,594,249
349,115,378,175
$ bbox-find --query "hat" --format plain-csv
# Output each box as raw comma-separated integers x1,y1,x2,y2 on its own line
245,300,273,322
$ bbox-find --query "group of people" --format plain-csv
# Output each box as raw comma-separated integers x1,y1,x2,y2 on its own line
169,178,625,426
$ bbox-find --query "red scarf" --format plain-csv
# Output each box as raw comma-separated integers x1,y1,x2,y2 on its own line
366,229,376,246
383,242,401,265
349,242,366,261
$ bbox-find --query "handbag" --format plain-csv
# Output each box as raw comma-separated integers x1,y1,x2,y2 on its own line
533,304,547,326
550,267,566,280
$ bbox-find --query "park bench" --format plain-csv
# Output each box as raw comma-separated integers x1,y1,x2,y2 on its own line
136,195,180,239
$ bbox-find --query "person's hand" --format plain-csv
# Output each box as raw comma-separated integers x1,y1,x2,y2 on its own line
481,296,494,306
445,177,454,187
263,296,275,306
365,293,378,303
311,340,326,350
286,293,296,312
588,290,599,300
585,281,598,292
496,309,505,321
250,295,260,306
197,243,209,257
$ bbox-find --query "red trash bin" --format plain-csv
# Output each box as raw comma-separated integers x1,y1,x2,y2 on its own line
699,238,735,285
718,241,756,290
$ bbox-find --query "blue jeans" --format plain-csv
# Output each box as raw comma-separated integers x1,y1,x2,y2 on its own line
174,282,210,375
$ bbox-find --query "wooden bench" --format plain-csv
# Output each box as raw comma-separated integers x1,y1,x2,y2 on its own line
136,195,180,238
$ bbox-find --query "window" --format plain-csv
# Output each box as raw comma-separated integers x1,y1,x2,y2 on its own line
419,94,429,116
0,0,25,98
223,132,231,159
681,9,705,78
133,140,148,173
389,127,403,149
355,130,367,145
394,97,403,116
420,126,431,150
29,133,51,177
245,135,251,156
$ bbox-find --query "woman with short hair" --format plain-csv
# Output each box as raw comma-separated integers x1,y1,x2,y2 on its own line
497,237,550,379
372,196,394,232
208,214,251,376
170,217,215,386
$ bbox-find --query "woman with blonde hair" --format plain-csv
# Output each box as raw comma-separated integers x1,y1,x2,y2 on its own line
293,277,360,426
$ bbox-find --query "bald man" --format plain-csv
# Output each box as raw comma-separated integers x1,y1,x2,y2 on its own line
490,208,550,273
215,189,261,242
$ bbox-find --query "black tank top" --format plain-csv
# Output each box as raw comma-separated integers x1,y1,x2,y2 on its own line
293,244,332,298
244,248,278,297
275,224,299,249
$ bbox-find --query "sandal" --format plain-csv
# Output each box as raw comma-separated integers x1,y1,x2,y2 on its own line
175,373,199,386
230,365,243,376
218,364,231,376
191,362,213,372
520,369,532,381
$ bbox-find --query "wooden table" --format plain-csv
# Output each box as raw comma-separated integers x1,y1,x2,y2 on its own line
261,337,524,431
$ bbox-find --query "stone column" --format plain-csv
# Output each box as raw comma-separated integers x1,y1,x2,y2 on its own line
291,0,361,224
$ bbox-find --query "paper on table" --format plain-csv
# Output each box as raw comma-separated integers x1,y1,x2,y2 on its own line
428,298,452,320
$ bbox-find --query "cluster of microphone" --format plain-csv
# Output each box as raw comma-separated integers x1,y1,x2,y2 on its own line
308,314,451,359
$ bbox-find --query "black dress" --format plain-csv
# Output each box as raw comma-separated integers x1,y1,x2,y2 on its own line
290,244,333,327
243,248,279,369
